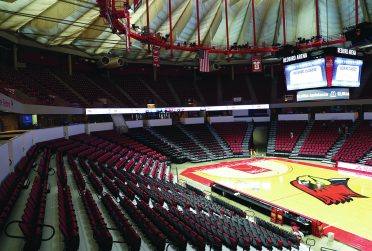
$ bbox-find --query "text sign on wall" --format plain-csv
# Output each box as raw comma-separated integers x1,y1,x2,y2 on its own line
297,88,350,102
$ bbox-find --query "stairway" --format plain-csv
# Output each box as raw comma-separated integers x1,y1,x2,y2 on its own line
242,123,254,156
266,121,277,156
85,76,123,105
165,78,182,106
111,114,128,133
49,71,90,106
176,124,215,160
359,150,372,164
144,127,189,160
289,120,314,158
139,78,169,107
322,120,361,164
109,79,140,107
205,123,233,158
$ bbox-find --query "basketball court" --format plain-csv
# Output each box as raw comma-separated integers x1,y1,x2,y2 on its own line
181,158,372,250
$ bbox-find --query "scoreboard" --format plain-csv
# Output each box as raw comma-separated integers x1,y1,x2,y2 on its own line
283,47,363,101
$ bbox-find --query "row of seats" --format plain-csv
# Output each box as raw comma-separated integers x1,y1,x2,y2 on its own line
57,182,79,251
129,127,187,163
0,64,286,108
213,122,249,154
151,126,210,162
68,155,86,192
57,132,300,251
102,175,120,198
90,131,171,181
88,170,104,194
60,135,177,251
0,146,37,233
120,196,166,251
52,69,111,105
0,66,57,105
154,202,209,250
143,76,177,106
332,122,372,163
92,131,167,161
167,76,198,106
137,199,188,250
181,124,231,158
275,121,306,152
101,194,141,251
72,148,208,251
299,121,348,157
117,168,298,251
56,153,79,251
90,73,133,106
19,149,50,251
114,76,155,106
210,196,247,218
20,175,47,251
365,158,372,165
81,189,113,251
67,132,171,183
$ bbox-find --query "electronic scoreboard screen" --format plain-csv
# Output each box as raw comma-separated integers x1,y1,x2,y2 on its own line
284,58,327,91
331,57,363,88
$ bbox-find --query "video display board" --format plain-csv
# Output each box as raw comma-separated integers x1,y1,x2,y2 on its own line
331,57,363,88
285,58,327,91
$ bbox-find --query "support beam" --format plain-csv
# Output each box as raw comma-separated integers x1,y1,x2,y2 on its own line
196,0,201,46
168,0,173,57
146,0,150,51
282,0,286,45
68,54,72,76
13,44,17,71
224,0,230,61
272,2,283,45
355,0,359,26
360,0,370,22
252,0,257,47
231,65,235,81
125,0,131,51
315,0,320,36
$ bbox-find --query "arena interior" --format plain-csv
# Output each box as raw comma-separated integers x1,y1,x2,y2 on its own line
1,0,372,251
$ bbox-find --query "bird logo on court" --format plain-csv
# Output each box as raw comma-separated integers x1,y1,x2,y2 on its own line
290,175,367,205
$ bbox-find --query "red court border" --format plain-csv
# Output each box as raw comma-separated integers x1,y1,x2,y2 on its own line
180,158,372,250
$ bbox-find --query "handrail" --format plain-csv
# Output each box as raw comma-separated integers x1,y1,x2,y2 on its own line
321,247,338,251
49,168,56,176
107,227,126,244
244,209,255,218
306,237,316,251
4,220,55,241
306,238,316,247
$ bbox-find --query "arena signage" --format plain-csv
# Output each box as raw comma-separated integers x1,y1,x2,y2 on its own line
86,104,269,115
297,88,349,102
337,48,357,56
0,92,23,113
282,53,308,63
337,161,372,174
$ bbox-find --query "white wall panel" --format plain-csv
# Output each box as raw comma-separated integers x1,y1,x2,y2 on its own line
0,143,10,183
